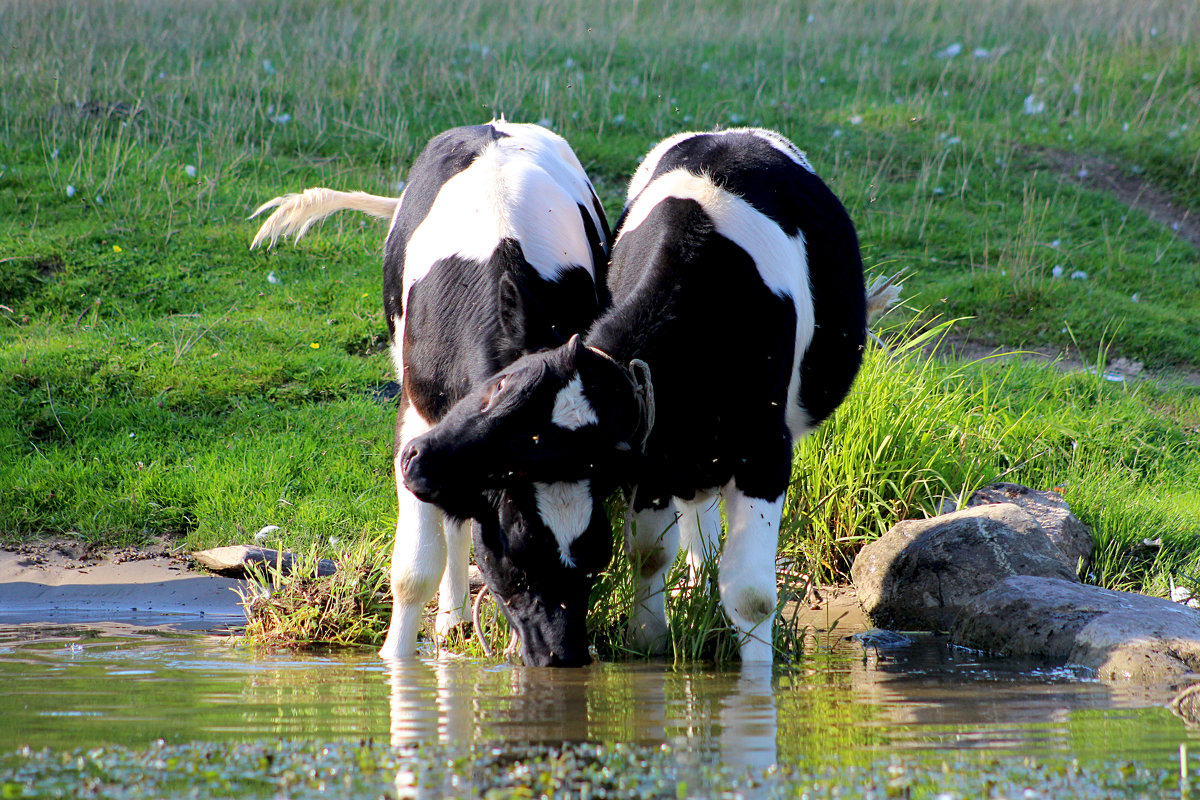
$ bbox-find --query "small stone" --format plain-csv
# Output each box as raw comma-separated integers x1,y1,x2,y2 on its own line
191,545,336,579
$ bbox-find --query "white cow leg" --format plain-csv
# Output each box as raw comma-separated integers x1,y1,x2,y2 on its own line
435,517,472,641
674,489,722,589
625,500,680,654
380,477,447,660
719,485,784,664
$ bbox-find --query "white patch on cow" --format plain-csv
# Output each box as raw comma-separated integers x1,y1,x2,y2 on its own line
533,480,592,567
625,130,707,204
624,128,815,207
388,313,405,381
402,133,598,306
617,168,816,441
551,374,598,429
488,120,607,242
719,484,785,663
398,401,432,446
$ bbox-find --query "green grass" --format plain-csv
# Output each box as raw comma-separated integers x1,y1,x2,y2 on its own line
2,0,1198,654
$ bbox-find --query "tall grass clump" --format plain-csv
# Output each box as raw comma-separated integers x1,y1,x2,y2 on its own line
786,319,1057,582
239,531,392,648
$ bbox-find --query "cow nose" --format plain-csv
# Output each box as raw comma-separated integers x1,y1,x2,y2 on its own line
400,441,420,479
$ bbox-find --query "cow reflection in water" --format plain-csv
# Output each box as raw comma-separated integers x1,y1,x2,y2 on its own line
386,660,776,796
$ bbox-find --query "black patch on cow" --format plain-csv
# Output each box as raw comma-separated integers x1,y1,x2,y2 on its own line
578,198,611,309
624,130,867,431
381,123,510,339
400,240,599,426
592,196,798,505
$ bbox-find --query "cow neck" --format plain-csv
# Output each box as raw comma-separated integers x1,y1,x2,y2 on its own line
583,344,655,454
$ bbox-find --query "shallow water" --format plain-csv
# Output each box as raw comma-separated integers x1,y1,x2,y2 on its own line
2,623,1195,777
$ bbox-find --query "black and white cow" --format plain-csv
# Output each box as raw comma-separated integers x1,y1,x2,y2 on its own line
400,128,866,663
251,120,612,665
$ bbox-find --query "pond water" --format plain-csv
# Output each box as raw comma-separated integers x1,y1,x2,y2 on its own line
2,622,1198,798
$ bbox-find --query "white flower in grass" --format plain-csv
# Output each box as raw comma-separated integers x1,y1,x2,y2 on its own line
934,42,962,59
269,112,291,124
95,195,103,205
184,165,197,178
50,148,59,160
262,59,275,75
65,185,76,198
973,47,990,58
612,114,625,125
1131,293,1140,303
1023,94,1046,115
267,271,281,285
1052,265,1064,278
1050,239,1060,248
849,114,863,125
255,525,280,542
536,117,553,128
1070,270,1087,280
806,13,815,23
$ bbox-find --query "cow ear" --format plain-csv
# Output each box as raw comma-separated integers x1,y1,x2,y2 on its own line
497,272,527,342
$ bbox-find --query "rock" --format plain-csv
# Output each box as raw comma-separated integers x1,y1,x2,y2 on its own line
964,482,1093,570
952,575,1200,682
851,503,1078,631
192,546,337,579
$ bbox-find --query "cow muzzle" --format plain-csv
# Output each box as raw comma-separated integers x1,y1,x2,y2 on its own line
399,438,441,502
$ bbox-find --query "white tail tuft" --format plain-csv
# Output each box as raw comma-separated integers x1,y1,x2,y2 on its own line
249,188,399,249
865,271,904,322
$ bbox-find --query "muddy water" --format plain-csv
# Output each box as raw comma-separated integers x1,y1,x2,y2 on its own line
1,623,1194,777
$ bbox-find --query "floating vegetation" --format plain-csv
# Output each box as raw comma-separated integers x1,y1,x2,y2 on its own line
0,739,1190,799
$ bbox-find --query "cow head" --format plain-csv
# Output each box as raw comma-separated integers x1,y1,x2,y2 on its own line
400,334,650,666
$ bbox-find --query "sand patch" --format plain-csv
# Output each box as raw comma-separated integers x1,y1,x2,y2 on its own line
0,541,247,632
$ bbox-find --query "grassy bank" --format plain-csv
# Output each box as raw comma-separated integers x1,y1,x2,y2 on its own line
2,0,1198,650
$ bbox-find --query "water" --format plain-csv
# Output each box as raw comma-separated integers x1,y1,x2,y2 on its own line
2,622,1194,775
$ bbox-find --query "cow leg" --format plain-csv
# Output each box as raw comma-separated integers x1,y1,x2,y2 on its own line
435,517,472,640
380,482,446,660
380,404,446,660
719,485,784,663
674,489,721,589
625,498,680,654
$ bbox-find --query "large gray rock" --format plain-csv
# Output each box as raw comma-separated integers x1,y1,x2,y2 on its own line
851,503,1078,631
964,482,1093,570
952,575,1200,683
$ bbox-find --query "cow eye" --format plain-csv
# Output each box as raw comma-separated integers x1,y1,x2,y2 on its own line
482,376,507,411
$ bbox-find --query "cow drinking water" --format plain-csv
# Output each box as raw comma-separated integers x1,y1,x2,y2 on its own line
400,127,867,664
251,120,611,665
